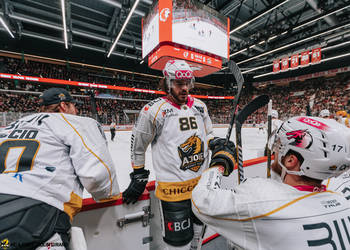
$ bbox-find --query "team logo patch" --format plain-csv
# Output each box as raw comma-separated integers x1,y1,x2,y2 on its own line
178,134,204,172
286,129,313,149
58,93,66,100
0,238,10,250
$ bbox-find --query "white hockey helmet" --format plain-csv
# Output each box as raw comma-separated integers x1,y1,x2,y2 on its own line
319,109,330,118
271,109,278,119
162,60,194,91
268,116,350,180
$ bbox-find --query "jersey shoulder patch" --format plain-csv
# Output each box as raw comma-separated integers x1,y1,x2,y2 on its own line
193,98,207,115
193,97,205,106
142,97,167,115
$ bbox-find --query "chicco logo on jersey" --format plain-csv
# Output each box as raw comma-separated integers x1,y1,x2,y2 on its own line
175,70,193,79
167,218,190,232
162,185,195,195
297,117,329,131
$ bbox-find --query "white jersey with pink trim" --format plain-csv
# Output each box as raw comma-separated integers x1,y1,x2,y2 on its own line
0,113,119,219
131,96,214,202
192,167,350,250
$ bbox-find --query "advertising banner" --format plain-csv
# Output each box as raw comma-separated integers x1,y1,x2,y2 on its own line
311,48,321,64
0,73,235,99
281,57,289,71
273,59,280,73
290,54,299,68
300,51,309,67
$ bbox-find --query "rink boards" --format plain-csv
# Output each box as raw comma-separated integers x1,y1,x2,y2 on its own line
73,156,272,250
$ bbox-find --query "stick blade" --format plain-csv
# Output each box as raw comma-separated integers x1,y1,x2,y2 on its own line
236,95,270,126
228,61,244,86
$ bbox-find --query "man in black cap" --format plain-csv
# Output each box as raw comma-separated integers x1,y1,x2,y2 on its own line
0,87,120,250
39,87,81,115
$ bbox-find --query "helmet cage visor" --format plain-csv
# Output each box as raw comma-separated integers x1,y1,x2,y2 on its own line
166,78,194,91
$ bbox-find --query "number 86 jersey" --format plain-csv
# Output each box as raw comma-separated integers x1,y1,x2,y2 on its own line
131,96,214,202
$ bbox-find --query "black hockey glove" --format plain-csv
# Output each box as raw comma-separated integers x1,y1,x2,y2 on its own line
122,168,150,204
209,137,236,176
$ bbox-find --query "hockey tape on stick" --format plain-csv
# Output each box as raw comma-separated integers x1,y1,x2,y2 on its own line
225,61,244,145
235,95,270,183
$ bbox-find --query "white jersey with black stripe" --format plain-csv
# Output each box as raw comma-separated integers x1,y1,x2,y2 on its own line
192,167,350,250
131,96,214,202
0,113,119,219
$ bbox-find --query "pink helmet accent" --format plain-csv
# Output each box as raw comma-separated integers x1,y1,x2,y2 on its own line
163,60,194,79
268,116,350,180
162,60,195,91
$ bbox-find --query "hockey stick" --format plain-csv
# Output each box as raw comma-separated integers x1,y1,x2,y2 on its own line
236,95,270,183
198,61,244,250
225,61,245,145
266,100,272,178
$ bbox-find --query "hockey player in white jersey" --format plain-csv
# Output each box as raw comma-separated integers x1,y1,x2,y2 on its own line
123,60,214,250
336,110,350,128
271,109,283,132
192,116,350,250
319,109,330,119
0,88,120,250
258,121,265,134
322,111,350,197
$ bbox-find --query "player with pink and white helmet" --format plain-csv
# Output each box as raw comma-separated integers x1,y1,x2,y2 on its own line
192,116,350,250
161,59,195,105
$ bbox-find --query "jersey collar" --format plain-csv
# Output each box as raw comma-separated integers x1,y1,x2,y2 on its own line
162,96,194,109
293,185,326,192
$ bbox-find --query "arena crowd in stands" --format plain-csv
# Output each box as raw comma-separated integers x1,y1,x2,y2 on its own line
0,56,349,126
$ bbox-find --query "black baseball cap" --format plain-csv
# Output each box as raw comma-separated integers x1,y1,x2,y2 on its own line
39,88,82,106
